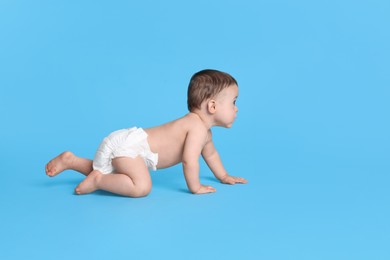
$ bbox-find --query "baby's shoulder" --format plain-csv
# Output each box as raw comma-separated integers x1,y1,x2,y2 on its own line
182,114,211,142
181,113,207,130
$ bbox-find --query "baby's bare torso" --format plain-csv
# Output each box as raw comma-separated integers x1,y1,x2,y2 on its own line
144,113,209,169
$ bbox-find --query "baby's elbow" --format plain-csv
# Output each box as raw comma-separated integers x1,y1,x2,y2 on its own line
182,159,198,169
203,151,218,163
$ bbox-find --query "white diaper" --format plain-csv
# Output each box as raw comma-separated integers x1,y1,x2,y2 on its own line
93,127,158,174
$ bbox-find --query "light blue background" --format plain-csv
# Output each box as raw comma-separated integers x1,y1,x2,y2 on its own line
1,0,389,259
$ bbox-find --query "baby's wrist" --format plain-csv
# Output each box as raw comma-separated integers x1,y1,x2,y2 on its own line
219,174,229,182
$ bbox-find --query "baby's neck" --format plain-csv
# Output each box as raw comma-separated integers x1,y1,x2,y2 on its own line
190,110,214,129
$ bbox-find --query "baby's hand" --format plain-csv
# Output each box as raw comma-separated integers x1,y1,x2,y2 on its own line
195,185,216,194
220,175,248,185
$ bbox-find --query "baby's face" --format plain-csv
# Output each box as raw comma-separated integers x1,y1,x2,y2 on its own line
214,84,239,128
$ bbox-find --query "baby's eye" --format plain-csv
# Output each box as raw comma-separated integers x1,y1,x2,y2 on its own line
233,100,237,105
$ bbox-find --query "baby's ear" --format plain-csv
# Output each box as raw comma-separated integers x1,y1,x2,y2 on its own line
207,100,217,114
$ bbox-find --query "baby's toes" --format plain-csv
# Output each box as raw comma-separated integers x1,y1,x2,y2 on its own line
46,165,56,176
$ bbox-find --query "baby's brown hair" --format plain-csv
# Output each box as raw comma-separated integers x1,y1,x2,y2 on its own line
187,69,237,111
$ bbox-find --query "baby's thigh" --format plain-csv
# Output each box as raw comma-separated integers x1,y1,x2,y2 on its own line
112,157,151,186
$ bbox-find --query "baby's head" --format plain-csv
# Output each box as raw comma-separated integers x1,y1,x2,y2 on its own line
187,69,238,112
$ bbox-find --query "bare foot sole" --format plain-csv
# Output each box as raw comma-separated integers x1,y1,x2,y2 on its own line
75,170,101,195
45,151,75,177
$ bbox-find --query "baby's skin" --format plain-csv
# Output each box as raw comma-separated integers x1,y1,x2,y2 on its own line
46,84,247,197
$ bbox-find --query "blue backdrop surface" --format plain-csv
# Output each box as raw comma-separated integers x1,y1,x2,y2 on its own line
1,0,389,259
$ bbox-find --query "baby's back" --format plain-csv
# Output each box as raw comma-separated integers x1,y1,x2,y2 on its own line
144,113,206,169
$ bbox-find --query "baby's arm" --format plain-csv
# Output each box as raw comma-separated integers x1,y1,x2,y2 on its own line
202,133,247,185
182,127,216,194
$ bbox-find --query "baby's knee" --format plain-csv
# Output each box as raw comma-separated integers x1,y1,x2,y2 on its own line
132,183,152,198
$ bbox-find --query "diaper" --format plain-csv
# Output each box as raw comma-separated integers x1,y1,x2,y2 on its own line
93,127,158,174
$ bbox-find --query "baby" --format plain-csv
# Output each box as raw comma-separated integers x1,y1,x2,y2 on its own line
45,69,247,197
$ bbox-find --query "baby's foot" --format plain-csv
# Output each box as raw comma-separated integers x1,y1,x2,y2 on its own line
75,170,101,195
45,151,75,177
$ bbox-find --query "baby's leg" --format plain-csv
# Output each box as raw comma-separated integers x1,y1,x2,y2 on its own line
75,156,152,197
45,151,93,177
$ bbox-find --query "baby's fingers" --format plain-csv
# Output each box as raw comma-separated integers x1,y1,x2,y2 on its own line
223,176,248,184
204,186,216,193
196,185,216,194
234,177,248,184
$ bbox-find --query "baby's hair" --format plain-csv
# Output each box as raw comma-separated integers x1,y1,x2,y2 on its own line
187,69,238,111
